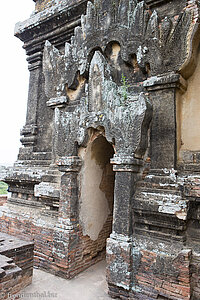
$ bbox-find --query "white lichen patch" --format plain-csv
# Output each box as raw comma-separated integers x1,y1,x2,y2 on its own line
34,182,60,198
163,168,177,182
175,209,187,220
108,259,130,290
132,236,183,256
141,191,188,217
0,202,57,230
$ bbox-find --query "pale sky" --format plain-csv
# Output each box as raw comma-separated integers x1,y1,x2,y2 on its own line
0,1,35,165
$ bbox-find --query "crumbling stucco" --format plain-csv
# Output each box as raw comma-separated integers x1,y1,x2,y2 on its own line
110,43,121,64
79,134,114,241
178,49,200,159
66,74,86,102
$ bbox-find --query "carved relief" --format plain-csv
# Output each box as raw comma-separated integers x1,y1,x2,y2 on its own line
88,53,104,112
45,49,152,159
43,0,198,103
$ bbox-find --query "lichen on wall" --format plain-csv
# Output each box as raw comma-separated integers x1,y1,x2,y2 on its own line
35,0,64,12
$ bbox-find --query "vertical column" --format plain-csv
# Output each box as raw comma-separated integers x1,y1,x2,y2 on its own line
18,50,54,161
107,155,143,292
52,156,82,277
18,52,42,159
57,156,82,229
111,155,143,239
144,72,187,170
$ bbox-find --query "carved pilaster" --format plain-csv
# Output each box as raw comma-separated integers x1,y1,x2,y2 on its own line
110,155,143,239
144,72,187,170
17,49,43,163
57,156,82,228
107,155,143,293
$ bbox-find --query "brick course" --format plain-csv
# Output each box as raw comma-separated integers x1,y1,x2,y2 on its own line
0,195,7,206
0,233,34,299
0,210,112,279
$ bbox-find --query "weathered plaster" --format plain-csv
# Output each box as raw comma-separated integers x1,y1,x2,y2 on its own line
66,74,86,101
178,50,200,158
79,135,114,241
34,182,60,199
110,43,121,65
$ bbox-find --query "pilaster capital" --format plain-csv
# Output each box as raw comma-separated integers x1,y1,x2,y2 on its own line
144,72,187,93
57,156,82,172
20,124,38,147
111,155,143,172
47,96,67,108
27,52,43,71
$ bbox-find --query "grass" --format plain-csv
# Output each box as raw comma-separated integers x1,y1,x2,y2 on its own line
0,181,8,195
121,73,129,103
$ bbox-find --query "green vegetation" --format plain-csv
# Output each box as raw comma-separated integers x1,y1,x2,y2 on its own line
0,181,8,195
121,73,129,102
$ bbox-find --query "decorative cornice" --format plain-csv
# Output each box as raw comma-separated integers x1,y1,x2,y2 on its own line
14,0,88,56
144,72,187,92
43,0,199,94
46,96,67,107
111,155,143,172
145,0,171,7
15,0,87,39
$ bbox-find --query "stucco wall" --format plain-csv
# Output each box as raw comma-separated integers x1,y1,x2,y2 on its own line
177,50,200,160
79,134,114,241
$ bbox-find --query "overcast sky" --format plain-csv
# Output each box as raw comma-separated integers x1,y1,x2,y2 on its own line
0,1,35,165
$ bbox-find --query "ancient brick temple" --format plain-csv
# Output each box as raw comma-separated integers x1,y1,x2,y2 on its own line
1,0,200,299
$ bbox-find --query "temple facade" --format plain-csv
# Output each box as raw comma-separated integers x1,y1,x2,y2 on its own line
1,0,200,299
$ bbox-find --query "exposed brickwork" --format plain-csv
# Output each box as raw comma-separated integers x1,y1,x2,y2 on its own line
35,0,56,12
190,254,200,299
135,249,191,300
107,241,192,300
0,233,34,299
0,254,23,300
0,195,7,206
0,211,113,279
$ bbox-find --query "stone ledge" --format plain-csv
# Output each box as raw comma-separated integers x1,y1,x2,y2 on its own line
14,0,88,44
145,0,171,7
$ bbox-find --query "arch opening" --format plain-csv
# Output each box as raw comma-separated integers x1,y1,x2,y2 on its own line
78,131,115,264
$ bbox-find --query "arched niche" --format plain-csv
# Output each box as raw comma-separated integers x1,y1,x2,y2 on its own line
78,128,115,260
